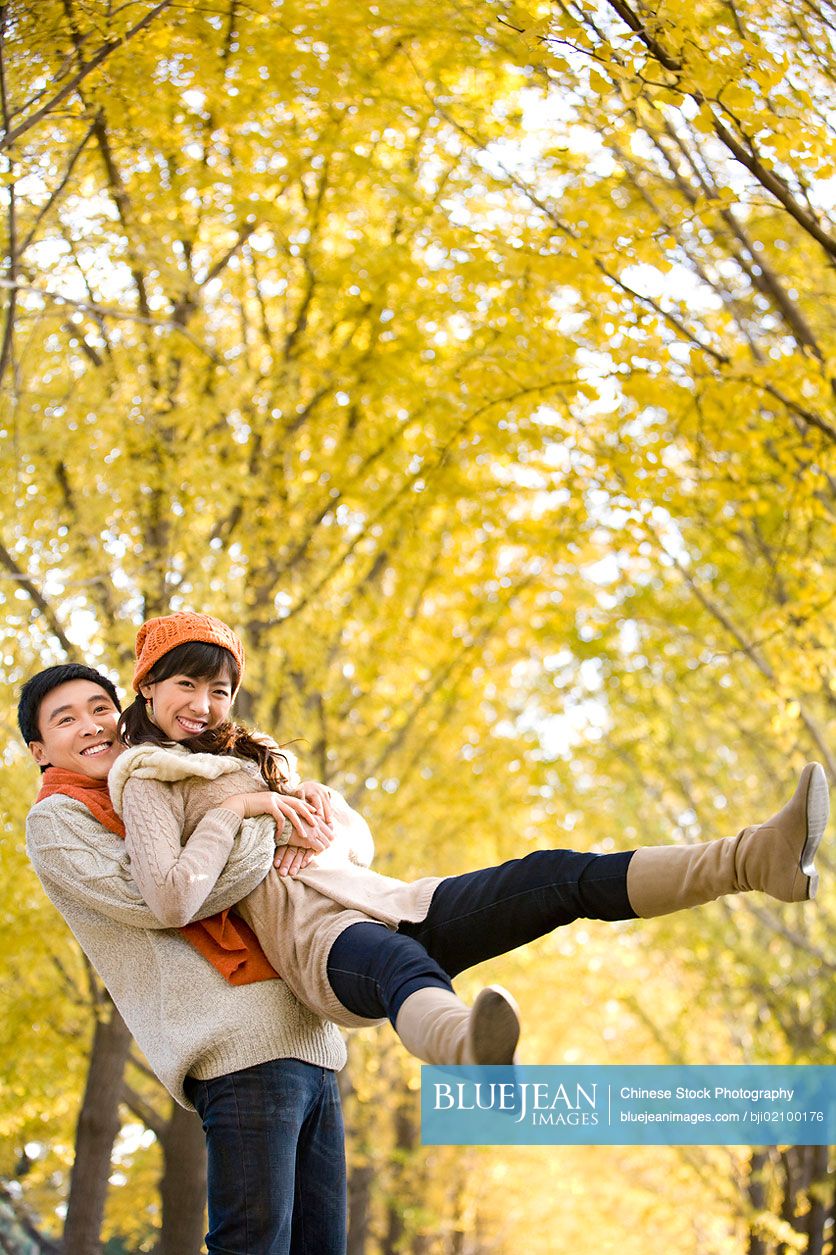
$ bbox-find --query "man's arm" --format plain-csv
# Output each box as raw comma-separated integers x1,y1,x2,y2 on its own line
26,794,275,929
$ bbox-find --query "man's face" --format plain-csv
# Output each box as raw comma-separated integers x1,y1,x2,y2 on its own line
29,680,122,779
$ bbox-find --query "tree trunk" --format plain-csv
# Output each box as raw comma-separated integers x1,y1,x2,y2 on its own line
62,1001,133,1255
156,1103,207,1255
342,1056,374,1255
382,1099,416,1255
779,1146,798,1237
347,1160,374,1255
746,1148,772,1255
804,1144,831,1255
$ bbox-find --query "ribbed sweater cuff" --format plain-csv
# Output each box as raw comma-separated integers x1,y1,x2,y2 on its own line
208,806,245,833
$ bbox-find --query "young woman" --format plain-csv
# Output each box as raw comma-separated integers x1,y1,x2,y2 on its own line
112,612,829,1069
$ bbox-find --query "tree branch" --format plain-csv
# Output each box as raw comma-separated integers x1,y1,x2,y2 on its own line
709,112,836,265
0,0,176,152
600,0,836,263
0,541,74,655
19,121,97,255
668,553,836,776
0,276,222,363
121,1081,167,1140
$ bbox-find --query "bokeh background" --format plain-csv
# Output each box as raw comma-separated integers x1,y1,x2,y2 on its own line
0,0,833,1250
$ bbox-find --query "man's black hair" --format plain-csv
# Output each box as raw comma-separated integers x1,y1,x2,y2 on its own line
18,664,122,747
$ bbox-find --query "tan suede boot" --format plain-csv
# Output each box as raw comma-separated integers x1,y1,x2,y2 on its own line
627,763,829,918
394,985,520,1065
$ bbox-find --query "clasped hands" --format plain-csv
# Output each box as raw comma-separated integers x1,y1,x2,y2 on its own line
223,780,336,877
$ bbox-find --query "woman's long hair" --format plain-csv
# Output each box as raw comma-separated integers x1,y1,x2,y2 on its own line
118,641,292,793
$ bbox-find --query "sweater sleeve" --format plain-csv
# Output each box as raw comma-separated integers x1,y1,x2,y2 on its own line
27,797,186,930
26,790,277,931
120,777,272,928
323,789,375,868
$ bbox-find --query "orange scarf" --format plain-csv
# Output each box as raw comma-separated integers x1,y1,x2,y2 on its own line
37,768,279,986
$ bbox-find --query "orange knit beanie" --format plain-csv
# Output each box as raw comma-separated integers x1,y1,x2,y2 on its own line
132,612,246,692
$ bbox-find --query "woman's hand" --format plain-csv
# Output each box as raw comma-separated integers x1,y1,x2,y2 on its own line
295,779,334,827
271,782,337,876
222,791,334,851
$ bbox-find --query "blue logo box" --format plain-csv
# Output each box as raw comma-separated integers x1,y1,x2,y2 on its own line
421,1065,836,1146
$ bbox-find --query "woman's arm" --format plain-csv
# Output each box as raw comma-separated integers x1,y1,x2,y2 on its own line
222,788,334,849
121,779,334,927
222,788,336,878
121,776,264,928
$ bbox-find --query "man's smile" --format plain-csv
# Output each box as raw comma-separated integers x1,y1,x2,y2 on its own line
80,741,114,757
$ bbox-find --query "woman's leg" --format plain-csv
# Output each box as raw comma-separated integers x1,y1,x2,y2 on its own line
327,851,635,1063
184,1059,346,1255
399,763,830,976
399,848,635,978
327,921,453,1022
328,766,829,1063
327,923,519,1064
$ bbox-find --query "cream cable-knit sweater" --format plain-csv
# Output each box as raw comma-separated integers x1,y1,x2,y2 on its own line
109,744,443,1027
26,788,347,1109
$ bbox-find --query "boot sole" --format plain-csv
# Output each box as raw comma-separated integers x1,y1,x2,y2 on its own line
802,762,829,900
468,986,520,1065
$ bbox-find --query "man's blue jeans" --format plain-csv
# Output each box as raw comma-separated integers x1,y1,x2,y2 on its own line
184,1059,346,1255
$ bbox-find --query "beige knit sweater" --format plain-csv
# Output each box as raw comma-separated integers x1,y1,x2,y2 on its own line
26,789,347,1108
109,745,442,1027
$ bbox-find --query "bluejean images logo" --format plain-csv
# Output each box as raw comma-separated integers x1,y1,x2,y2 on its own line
433,1076,600,1127
421,1065,836,1147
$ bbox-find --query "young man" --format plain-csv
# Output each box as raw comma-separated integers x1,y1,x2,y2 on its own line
20,664,348,1255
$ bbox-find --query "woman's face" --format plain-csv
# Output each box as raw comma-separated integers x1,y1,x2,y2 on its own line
140,671,234,740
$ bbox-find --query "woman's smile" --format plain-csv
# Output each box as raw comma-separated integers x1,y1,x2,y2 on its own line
141,673,234,740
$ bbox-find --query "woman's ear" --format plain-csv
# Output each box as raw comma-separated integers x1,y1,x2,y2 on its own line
139,684,153,700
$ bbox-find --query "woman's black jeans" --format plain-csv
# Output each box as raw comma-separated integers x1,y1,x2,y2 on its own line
327,847,636,1025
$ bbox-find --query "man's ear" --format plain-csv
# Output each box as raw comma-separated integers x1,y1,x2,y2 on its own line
29,741,50,767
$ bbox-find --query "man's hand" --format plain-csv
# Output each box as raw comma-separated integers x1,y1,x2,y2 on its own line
269,780,339,876
273,843,317,877
271,781,337,876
